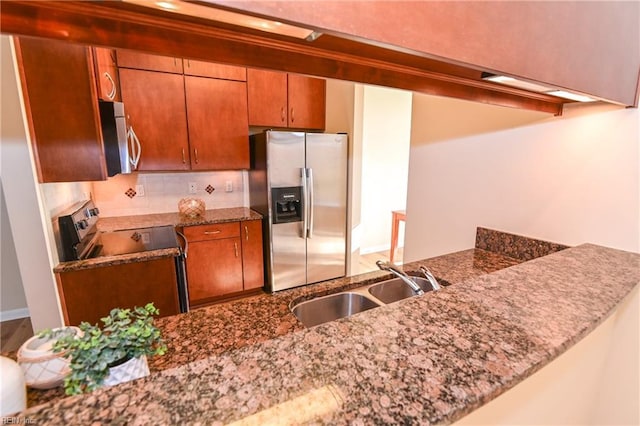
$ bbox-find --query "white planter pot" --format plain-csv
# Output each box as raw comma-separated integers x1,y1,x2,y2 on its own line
17,326,81,389
103,355,150,387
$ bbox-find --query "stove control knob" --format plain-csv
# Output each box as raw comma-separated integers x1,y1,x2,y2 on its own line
89,207,100,216
76,219,89,230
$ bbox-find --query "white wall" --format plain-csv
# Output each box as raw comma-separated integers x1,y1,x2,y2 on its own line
359,85,412,254
0,36,63,330
0,185,28,320
405,98,640,261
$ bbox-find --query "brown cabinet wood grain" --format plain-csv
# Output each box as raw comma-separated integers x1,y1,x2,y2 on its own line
183,59,246,81
119,68,190,171
247,69,326,130
93,47,121,102
287,74,326,130
14,37,108,183
186,235,244,305
116,49,183,74
56,257,180,326
247,69,288,127
241,220,264,290
185,76,249,170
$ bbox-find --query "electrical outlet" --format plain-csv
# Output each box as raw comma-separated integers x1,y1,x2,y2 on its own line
135,184,145,197
225,181,233,192
188,182,197,194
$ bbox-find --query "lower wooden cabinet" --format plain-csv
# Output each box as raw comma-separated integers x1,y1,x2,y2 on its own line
183,220,264,306
56,257,180,326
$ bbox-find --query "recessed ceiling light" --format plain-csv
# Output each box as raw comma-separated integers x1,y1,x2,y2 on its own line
123,0,322,41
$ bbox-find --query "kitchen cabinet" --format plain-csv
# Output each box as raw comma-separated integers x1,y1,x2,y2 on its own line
116,49,183,74
56,257,180,326
241,220,264,290
118,53,249,171
183,220,264,306
93,47,121,102
247,69,326,130
183,58,246,81
184,76,249,170
14,37,108,183
183,222,244,306
118,68,190,171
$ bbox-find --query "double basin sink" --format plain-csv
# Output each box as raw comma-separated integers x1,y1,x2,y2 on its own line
291,275,444,328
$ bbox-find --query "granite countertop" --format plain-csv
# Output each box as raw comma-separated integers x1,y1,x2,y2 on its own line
53,207,262,273
16,234,639,423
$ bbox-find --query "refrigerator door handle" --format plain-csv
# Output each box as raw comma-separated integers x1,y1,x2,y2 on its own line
301,167,308,239
307,167,314,238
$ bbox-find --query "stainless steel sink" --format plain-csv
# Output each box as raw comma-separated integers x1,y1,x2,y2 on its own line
291,292,381,328
368,276,434,304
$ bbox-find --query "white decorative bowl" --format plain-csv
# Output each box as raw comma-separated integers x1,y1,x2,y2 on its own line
178,197,205,218
17,326,81,389
0,356,26,416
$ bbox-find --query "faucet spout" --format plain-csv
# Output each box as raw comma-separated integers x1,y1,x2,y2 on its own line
419,265,442,291
376,260,424,295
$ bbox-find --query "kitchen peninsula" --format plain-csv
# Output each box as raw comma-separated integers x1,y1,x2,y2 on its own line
15,229,639,424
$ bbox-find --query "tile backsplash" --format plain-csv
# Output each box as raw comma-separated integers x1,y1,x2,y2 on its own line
92,171,248,217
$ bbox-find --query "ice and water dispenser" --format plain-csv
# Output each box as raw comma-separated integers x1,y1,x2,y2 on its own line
272,187,303,224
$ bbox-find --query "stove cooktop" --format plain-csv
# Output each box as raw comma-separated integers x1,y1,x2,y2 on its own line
88,225,180,259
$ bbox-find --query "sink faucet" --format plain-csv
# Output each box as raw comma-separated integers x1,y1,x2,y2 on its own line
419,265,442,291
376,260,424,295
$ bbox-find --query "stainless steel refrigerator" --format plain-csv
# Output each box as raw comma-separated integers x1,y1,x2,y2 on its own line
249,130,348,292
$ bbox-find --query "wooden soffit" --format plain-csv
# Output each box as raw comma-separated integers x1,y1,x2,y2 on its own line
1,0,568,115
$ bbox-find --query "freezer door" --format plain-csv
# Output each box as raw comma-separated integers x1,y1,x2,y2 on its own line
266,131,307,291
305,133,348,284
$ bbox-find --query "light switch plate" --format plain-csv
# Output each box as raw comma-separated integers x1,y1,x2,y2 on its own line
135,184,145,197
225,181,233,192
188,182,197,194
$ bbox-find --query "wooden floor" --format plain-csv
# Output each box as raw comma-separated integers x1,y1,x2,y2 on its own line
1,317,34,353
0,248,403,353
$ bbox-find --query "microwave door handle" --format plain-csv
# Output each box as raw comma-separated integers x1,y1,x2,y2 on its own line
127,125,141,169
301,167,308,239
307,168,314,238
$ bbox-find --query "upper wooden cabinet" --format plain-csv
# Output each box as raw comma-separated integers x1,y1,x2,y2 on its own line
93,47,121,102
15,37,108,183
116,49,183,74
184,76,249,170
247,69,326,130
183,59,246,81
117,50,249,171
119,68,190,171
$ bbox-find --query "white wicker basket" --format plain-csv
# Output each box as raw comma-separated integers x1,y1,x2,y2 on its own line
17,326,80,389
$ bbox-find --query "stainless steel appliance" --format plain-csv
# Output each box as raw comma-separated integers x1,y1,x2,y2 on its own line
99,101,138,176
57,200,189,313
249,130,348,292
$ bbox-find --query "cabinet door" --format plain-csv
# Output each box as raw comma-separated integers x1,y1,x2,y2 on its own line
119,68,190,171
183,59,247,81
247,69,288,127
287,74,326,130
186,238,244,305
15,37,107,182
93,47,121,102
241,220,264,290
56,258,180,326
116,49,183,73
184,76,249,170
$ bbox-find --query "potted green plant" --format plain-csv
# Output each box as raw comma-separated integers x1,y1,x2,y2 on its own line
40,303,167,395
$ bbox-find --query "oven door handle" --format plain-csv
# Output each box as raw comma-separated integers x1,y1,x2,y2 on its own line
176,231,188,259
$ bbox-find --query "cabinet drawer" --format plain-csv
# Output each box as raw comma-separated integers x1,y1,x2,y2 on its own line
183,222,240,242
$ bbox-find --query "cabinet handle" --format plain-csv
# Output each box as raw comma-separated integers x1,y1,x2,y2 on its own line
290,107,294,123
186,59,190,68
244,225,249,241
204,230,221,235
194,148,199,164
104,72,116,100
281,106,285,123
181,148,186,164
234,242,239,258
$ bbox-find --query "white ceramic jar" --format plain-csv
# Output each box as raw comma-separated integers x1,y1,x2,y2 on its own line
0,356,26,416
